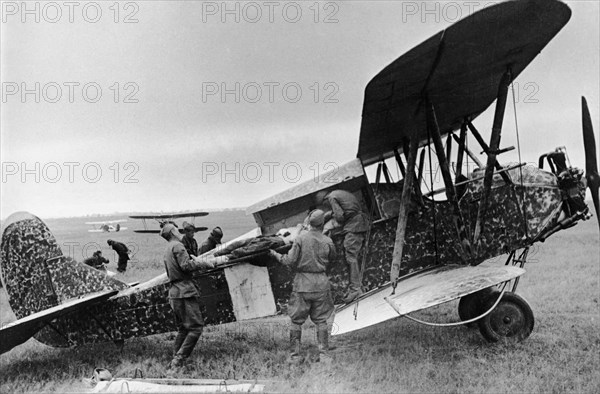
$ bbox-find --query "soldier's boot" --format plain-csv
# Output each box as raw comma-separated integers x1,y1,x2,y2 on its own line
316,328,333,364
173,331,186,356
288,330,302,363
166,355,186,377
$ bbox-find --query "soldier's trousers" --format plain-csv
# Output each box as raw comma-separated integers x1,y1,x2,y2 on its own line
343,231,366,292
117,256,129,273
169,297,204,359
288,291,334,331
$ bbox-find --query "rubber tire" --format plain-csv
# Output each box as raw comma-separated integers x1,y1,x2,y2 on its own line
478,292,534,343
458,287,498,327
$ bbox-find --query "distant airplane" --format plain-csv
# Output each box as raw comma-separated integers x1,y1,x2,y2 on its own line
85,220,127,233
129,212,209,233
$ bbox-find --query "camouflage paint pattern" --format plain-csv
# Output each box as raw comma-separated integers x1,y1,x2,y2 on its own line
0,165,567,349
1,213,235,348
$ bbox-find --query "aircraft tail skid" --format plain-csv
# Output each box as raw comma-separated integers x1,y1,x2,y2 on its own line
1,212,128,320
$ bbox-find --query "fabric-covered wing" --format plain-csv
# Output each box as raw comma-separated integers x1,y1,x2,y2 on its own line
333,264,524,336
134,227,208,234
129,212,209,219
358,0,571,165
0,290,118,354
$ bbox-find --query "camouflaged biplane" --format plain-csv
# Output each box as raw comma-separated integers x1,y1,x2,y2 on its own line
1,0,598,355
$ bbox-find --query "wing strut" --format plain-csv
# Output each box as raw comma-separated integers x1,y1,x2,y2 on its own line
451,132,483,168
467,121,512,184
393,148,407,177
473,69,512,247
426,100,472,261
390,136,419,288
454,123,468,181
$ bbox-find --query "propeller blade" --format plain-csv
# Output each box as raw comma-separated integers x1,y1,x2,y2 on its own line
582,97,598,175
582,96,600,228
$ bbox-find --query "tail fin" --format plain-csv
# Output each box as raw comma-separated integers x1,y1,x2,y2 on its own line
1,212,127,320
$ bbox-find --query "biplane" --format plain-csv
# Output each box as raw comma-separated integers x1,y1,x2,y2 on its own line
129,212,209,234
85,220,127,233
1,0,598,355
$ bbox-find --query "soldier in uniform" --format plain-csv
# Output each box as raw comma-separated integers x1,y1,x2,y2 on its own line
160,223,214,370
83,250,109,271
107,239,130,273
199,226,223,255
181,221,199,257
315,189,369,303
270,209,336,362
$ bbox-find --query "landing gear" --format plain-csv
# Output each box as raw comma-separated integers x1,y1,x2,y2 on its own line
458,287,498,327
477,292,534,343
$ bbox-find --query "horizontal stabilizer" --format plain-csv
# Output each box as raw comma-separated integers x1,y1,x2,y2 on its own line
0,290,118,355
333,264,524,336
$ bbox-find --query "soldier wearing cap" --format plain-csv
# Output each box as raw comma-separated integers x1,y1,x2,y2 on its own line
315,189,369,303
160,223,214,371
199,226,223,255
270,209,336,362
181,221,199,257
107,239,130,273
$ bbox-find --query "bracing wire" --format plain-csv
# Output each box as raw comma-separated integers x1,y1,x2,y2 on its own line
426,127,439,263
400,281,509,327
511,81,529,239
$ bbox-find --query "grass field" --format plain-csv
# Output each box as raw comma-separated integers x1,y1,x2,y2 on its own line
0,212,598,393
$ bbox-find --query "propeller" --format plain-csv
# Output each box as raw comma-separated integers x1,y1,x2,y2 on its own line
582,96,600,230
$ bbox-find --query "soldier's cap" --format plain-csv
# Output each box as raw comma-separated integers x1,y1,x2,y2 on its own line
160,223,180,240
182,221,195,232
308,209,325,227
211,226,223,238
314,190,329,205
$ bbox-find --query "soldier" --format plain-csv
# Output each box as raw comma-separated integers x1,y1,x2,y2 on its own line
83,250,109,271
160,223,214,371
315,189,369,303
270,209,336,362
199,226,223,255
107,239,130,273
181,221,199,257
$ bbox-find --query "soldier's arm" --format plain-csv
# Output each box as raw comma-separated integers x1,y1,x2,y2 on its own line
271,239,300,269
176,244,214,271
328,241,337,263
330,198,345,224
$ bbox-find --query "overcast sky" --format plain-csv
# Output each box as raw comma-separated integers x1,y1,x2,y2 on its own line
1,0,599,219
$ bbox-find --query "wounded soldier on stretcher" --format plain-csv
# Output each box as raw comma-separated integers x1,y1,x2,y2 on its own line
190,217,340,269
190,225,305,268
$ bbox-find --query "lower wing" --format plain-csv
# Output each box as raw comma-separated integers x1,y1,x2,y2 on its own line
333,264,524,336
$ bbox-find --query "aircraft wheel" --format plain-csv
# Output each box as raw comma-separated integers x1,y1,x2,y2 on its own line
478,292,534,343
458,287,497,327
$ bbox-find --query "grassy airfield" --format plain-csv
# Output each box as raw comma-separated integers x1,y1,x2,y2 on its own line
0,211,598,393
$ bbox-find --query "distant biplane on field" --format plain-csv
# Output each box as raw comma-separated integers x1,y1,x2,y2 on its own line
129,212,209,233
1,0,598,356
85,220,127,233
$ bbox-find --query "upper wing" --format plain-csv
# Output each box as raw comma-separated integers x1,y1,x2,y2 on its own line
0,290,118,355
358,0,571,165
133,226,208,234
333,264,524,336
129,212,209,220
85,220,126,224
